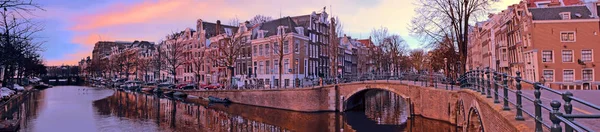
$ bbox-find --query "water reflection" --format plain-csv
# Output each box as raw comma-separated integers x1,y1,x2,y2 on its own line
0,86,459,132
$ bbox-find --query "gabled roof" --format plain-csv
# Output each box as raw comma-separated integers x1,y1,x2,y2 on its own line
357,39,374,47
528,5,594,20
258,17,299,37
201,21,238,38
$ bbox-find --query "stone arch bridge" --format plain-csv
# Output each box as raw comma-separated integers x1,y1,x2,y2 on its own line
182,80,534,131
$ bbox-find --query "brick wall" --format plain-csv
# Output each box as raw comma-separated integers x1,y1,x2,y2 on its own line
182,81,534,131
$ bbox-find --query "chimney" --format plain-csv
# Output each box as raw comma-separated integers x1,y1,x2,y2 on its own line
585,1,598,18
216,20,221,34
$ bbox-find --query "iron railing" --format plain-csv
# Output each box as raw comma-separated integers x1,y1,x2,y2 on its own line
459,67,599,132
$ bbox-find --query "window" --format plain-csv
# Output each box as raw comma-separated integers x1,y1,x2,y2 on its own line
502,49,507,61
560,32,575,42
583,69,593,81
284,59,289,74
274,60,279,74
294,40,300,53
295,59,299,74
253,45,257,56
265,61,270,74
560,12,571,20
582,50,592,62
563,70,574,82
259,45,263,56
543,70,554,82
284,41,289,54
542,50,553,62
562,50,573,62
259,61,263,74
265,44,270,55
274,42,279,53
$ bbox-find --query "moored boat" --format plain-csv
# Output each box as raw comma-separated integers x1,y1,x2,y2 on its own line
173,91,187,98
208,96,231,103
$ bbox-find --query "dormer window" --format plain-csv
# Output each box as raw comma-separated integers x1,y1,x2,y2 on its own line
224,28,233,36
295,27,304,35
277,26,288,35
258,30,266,39
560,12,571,20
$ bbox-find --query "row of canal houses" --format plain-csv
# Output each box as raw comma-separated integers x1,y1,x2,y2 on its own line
467,0,600,90
83,9,379,88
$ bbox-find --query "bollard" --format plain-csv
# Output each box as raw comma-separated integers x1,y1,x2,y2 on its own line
550,100,563,132
493,71,500,103
480,68,486,95
486,67,492,98
515,71,524,120
562,91,573,132
502,73,510,110
533,82,543,131
476,67,481,92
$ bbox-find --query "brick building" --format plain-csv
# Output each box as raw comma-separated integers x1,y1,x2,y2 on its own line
468,1,600,90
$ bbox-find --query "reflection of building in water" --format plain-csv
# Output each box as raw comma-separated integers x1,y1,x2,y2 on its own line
364,90,408,125
93,91,298,132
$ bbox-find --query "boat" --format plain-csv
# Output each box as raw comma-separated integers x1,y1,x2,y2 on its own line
0,119,20,132
164,91,175,97
173,92,188,98
153,87,163,93
208,96,231,103
141,87,154,92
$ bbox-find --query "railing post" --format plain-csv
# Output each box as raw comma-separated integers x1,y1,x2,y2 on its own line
533,82,542,131
434,77,437,88
486,67,492,98
550,100,563,132
515,71,524,121
502,73,510,110
476,67,481,92
562,91,573,132
469,68,473,89
493,71,500,103
480,68,486,95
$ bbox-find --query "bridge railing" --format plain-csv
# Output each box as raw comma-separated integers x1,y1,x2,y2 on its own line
459,67,599,132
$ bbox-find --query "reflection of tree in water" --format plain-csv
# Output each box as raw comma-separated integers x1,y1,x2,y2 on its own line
364,90,408,125
0,91,43,130
92,91,293,132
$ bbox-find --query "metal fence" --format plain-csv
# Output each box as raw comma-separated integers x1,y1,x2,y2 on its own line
459,67,599,132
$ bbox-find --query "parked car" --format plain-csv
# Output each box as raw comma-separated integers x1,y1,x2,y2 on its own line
205,83,222,90
199,83,210,89
182,83,197,90
12,84,25,92
157,82,175,89
175,83,188,89
1,87,15,100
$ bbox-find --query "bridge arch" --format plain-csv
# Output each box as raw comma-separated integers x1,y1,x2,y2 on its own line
342,87,409,112
466,106,484,132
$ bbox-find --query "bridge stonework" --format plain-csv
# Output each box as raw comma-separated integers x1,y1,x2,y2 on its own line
182,81,533,131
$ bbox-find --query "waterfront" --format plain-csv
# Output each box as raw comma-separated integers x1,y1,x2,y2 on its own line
1,86,458,132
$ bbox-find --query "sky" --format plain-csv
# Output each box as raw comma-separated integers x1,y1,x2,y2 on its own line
35,0,520,66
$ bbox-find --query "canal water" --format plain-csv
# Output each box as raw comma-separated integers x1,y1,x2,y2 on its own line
1,86,458,132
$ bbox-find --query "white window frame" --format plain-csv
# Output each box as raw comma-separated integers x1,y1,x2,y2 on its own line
581,49,593,62
562,50,574,63
582,69,594,81
560,31,576,42
559,12,571,20
563,69,575,82
542,50,554,63
543,69,555,82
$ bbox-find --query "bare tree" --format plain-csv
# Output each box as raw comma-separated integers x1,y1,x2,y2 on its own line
410,0,496,74
248,15,272,25
211,22,249,88
270,23,292,88
409,49,427,73
0,1,44,87
162,32,187,83
191,47,206,86
136,56,152,82
382,35,408,75
123,49,138,80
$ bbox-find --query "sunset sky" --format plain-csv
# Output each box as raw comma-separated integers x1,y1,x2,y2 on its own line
36,0,520,66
